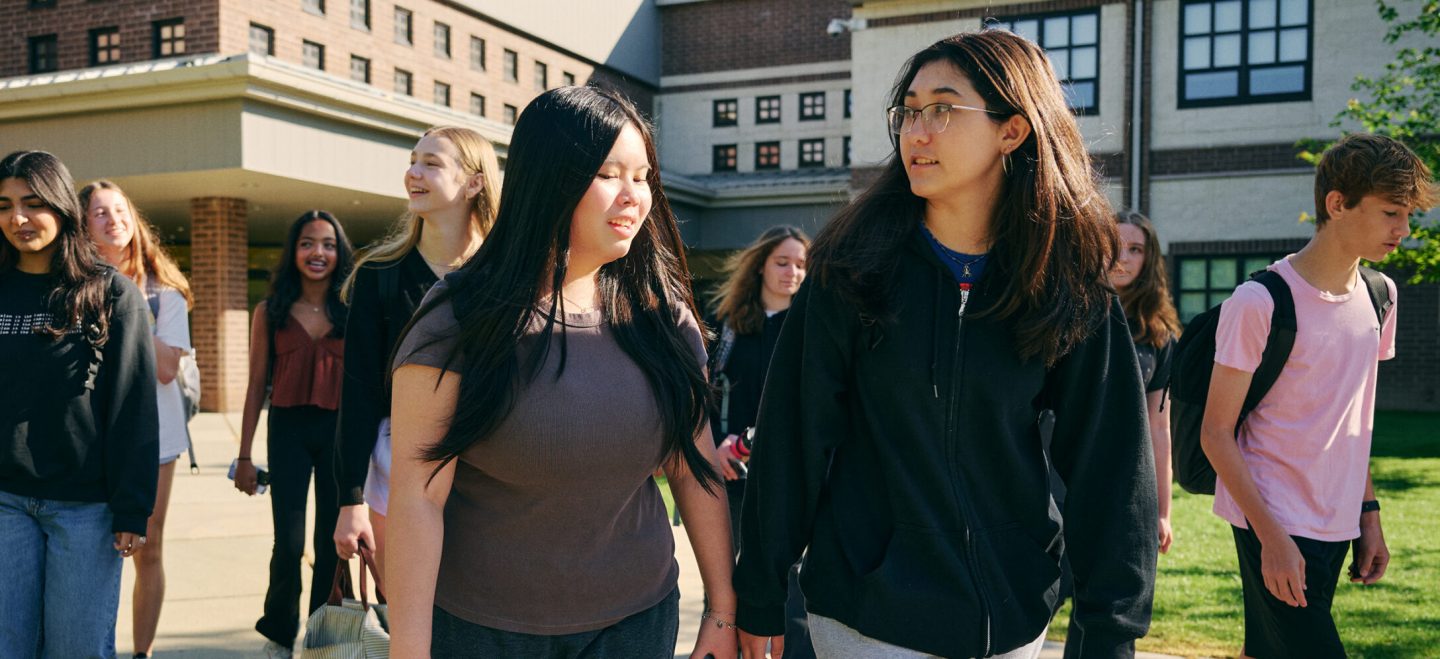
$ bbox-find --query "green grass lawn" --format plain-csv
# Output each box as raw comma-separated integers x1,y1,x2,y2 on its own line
1050,411,1440,657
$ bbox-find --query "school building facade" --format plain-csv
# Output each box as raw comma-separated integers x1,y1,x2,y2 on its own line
3,0,1436,410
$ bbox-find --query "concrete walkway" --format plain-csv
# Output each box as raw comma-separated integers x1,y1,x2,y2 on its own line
115,413,1187,658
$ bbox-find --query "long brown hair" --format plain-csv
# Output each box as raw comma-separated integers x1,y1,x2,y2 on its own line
1115,209,1181,348
811,31,1116,366
341,125,501,302
709,225,809,335
0,151,114,344
79,180,194,309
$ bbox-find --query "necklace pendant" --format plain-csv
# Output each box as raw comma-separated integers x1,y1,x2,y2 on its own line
962,264,971,278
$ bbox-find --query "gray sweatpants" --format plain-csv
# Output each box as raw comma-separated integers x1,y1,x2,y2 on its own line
807,613,1047,659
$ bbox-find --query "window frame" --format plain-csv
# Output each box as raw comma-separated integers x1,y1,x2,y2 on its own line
755,141,781,170
755,95,781,124
562,71,576,87
303,0,325,16
434,81,451,107
503,49,518,83
799,138,826,168
1173,252,1289,323
350,55,371,84
534,61,548,91
434,22,451,59
503,104,518,125
992,8,1101,115
394,68,413,96
28,34,58,74
1177,0,1314,108
302,40,325,70
394,7,413,46
350,0,370,31
470,92,486,117
153,18,186,59
470,36,486,71
90,26,121,66
712,144,738,173
712,99,738,127
799,92,826,121
249,23,275,57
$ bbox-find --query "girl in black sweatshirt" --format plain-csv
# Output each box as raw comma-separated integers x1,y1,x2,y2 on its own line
734,32,1157,659
0,150,159,658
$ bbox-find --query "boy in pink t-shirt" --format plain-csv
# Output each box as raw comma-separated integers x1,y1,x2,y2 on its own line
1202,133,1434,658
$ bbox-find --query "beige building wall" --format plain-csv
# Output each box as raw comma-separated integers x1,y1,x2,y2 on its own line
1150,173,1315,244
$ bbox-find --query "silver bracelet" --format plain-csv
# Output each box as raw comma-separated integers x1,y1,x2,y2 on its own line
700,610,737,630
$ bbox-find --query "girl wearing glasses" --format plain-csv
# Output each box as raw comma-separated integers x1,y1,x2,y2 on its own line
734,31,1156,659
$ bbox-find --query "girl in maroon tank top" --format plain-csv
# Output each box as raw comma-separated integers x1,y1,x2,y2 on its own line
233,211,354,657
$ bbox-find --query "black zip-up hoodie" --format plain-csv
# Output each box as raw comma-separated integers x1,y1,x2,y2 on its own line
734,231,1157,658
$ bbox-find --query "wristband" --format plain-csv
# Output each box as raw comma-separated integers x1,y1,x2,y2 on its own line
237,456,252,461
1360,500,1380,514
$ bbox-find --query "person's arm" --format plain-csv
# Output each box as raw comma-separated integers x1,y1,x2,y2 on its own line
335,267,386,557
1349,470,1388,584
234,302,271,495
735,282,852,658
1048,296,1157,659
666,423,739,659
101,279,160,537
1148,389,1173,554
152,288,190,385
386,364,458,659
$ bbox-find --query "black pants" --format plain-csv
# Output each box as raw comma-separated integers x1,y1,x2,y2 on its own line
432,587,679,658
1232,524,1350,658
255,405,341,648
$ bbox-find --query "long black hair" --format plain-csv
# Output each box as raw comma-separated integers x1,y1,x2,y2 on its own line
265,210,354,337
404,86,720,491
811,31,1116,366
0,150,115,345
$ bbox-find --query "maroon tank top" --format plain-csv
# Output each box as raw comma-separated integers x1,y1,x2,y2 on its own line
270,315,344,410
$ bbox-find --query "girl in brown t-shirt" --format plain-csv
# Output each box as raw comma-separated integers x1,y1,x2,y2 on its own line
386,87,739,659
234,210,354,656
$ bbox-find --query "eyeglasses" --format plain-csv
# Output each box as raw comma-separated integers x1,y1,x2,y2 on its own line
886,102,1001,135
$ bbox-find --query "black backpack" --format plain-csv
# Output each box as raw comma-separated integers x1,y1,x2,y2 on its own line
1169,266,1392,495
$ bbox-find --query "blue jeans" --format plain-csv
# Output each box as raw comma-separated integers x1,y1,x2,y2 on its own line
0,490,124,659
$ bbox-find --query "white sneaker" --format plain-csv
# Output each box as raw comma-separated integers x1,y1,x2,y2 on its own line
263,640,294,659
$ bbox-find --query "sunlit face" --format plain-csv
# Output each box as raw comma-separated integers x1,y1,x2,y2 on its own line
294,219,339,282
86,187,136,256
0,177,62,261
898,61,1008,204
1110,223,1146,290
568,123,653,271
404,134,478,217
1327,193,1413,263
761,237,807,301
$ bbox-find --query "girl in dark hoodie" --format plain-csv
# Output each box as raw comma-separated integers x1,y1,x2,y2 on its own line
735,31,1157,659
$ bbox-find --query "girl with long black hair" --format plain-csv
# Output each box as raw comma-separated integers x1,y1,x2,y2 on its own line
386,86,737,658
734,31,1157,659
234,210,354,657
0,151,158,658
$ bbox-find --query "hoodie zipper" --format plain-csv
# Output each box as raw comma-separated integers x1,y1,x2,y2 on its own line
945,282,993,656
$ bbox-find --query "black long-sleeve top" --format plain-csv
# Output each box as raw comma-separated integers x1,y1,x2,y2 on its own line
334,250,437,506
734,230,1157,658
0,268,159,535
706,308,788,449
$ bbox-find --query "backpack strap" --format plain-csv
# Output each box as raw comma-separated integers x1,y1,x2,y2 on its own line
1357,266,1392,326
378,262,402,329
1239,270,1297,429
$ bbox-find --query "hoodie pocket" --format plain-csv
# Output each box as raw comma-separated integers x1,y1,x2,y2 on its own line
852,525,986,656
974,523,1060,652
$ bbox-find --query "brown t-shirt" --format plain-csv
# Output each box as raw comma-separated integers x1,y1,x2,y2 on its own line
393,282,706,635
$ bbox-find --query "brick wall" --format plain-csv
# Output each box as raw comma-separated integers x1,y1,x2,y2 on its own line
660,0,852,76
190,197,249,413
5,0,219,78
1380,280,1439,411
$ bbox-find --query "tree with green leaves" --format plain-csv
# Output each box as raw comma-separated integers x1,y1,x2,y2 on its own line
1299,0,1439,283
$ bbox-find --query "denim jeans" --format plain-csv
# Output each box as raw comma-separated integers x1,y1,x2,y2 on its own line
431,587,680,658
0,489,124,659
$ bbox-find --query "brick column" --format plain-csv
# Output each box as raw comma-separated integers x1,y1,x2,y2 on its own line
190,197,250,413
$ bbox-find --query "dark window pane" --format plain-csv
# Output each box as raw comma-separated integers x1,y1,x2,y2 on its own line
1180,260,1208,290
1209,258,1238,290
1180,293,1208,323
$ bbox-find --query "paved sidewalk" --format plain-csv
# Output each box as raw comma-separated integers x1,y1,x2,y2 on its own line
116,413,1188,658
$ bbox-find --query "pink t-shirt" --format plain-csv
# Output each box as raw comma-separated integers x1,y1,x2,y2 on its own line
1212,256,1397,541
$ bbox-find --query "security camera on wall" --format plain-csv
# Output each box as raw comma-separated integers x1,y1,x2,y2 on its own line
827,18,847,37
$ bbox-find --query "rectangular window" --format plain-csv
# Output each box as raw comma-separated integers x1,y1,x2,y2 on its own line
799,138,825,167
1174,253,1286,323
800,92,826,121
713,145,737,173
503,49,518,82
844,136,852,166
994,9,1100,114
844,89,852,119
350,0,370,30
434,22,450,58
29,0,57,7
29,34,58,74
562,71,576,87
470,93,486,117
1178,0,1311,106
470,36,486,71
302,40,325,70
534,61,548,91
303,0,324,15
394,68,413,96
90,27,121,66
756,95,781,124
434,81,450,107
350,55,370,83
756,141,781,170
503,104,518,125
249,23,274,56
712,99,738,127
153,18,186,58
394,7,413,46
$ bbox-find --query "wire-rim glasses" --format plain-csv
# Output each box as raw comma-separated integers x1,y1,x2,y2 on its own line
887,102,1000,135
